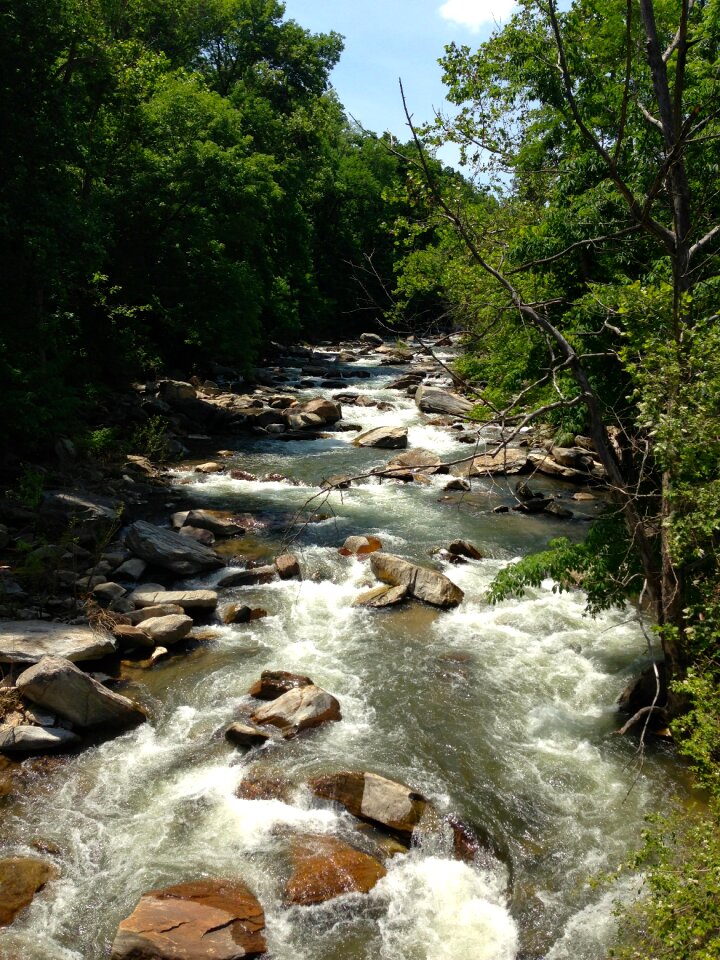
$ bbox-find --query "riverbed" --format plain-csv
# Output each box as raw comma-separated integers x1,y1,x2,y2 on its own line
0,347,689,959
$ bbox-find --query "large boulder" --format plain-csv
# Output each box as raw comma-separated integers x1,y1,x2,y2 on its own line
455,449,529,478
353,426,408,449
139,615,193,646
251,684,341,738
248,670,312,700
309,771,428,840
0,857,59,927
415,385,473,417
300,398,342,424
157,379,197,404
0,724,81,752
130,589,218,611
0,622,116,665
286,835,386,906
16,657,146,730
125,521,222,575
352,584,409,608
110,880,266,960
369,553,464,608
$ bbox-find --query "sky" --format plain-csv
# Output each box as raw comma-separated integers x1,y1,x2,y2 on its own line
282,0,519,160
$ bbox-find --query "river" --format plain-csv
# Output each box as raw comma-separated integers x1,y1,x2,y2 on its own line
0,345,689,959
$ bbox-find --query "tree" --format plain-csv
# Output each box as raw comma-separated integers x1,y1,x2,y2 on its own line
401,0,720,698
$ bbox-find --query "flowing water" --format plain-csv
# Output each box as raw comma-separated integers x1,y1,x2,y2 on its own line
0,351,691,959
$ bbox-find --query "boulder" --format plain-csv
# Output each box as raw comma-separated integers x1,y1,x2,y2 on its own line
415,385,473,417
128,603,185,623
39,490,122,545
444,477,471,492
139,614,193,645
113,557,147,580
0,622,117,665
0,857,59,927
338,535,383,557
221,605,268,625
230,469,258,482
179,525,216,545
110,880,266,960
16,657,146,730
299,398,342,424
456,449,529,477
194,461,225,474
157,379,197,404
92,582,127,604
130,590,218,611
353,426,408,449
248,670,312,700
352,584,409,608
0,724,81,752
251,684,341,738
286,835,386,906
275,553,301,580
320,475,352,490
309,771,428,839
369,553,464,608
171,509,244,538
235,774,292,802
359,332,383,346
225,721,274,748
447,539,483,561
385,448,443,476
113,625,155,650
216,566,276,588
125,521,222,576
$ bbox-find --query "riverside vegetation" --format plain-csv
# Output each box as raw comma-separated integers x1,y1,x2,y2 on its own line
1,0,720,958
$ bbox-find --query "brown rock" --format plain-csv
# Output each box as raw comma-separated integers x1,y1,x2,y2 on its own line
385,448,442,475
286,835,386,906
172,509,244,538
110,879,266,960
113,625,155,649
352,585,409,608
194,461,225,474
139,614,193,646
338,535,383,557
222,605,268,625
369,553,464,608
130,590,218,611
301,398,342,424
235,774,292,802
275,553,301,580
456,449,529,478
216,566,276,588
230,469,258,482
448,539,483,561
248,670,312,700
0,857,59,926
225,721,274,748
353,426,408,449
179,525,216,546
309,771,428,840
251,684,341,738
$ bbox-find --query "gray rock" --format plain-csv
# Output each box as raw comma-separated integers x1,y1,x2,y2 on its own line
251,684,341,738
113,557,147,580
369,553,464,608
130,590,218,611
171,510,244,538
16,657,146,729
0,723,81,752
415,385,474,417
139,615,193,645
125,521,222,575
216,566,276,588
0,622,117,664
127,603,185,623
352,426,408,449
92,582,127,604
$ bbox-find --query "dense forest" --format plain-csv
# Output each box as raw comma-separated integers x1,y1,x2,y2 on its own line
2,0,720,957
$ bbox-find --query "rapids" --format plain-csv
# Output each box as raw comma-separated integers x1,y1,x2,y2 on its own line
0,350,690,959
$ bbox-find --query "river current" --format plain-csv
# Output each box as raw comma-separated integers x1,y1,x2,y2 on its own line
0,349,688,959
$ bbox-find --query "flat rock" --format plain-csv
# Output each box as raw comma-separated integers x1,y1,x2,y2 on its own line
225,721,274,748
131,590,218,611
125,521,222,575
251,684,341,738
0,724,81,752
110,879,266,960
16,657,146,730
0,622,117,665
0,857,59,927
456,449,529,478
286,835,386,906
309,771,428,839
172,509,244,538
385,448,442,475
370,553,464,608
352,584,409,608
415,385,473,417
139,614,193,645
353,426,408,449
216,566,276,588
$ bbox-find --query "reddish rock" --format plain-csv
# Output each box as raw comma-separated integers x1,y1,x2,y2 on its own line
338,535,383,557
110,879,266,960
248,670,312,700
309,771,428,840
230,469,258,482
235,775,292,802
447,539,483,561
370,553,464,608
285,835,386,906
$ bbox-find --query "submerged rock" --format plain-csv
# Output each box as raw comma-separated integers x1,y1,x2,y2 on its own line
110,879,266,960
369,553,464,608
309,771,428,840
286,835,387,906
275,553,301,580
16,657,146,730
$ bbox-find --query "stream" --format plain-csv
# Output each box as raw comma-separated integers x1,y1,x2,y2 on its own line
0,346,691,959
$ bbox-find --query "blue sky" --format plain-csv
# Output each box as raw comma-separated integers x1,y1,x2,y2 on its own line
282,0,518,150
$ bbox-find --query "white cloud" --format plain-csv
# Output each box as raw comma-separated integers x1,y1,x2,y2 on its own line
438,0,519,32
